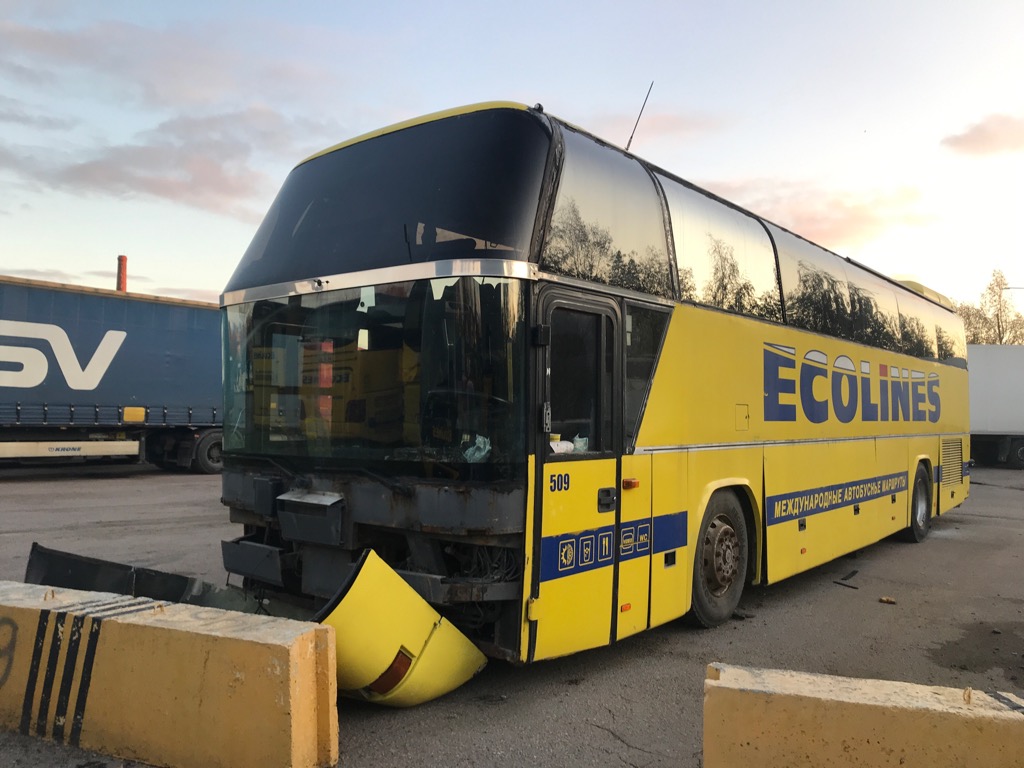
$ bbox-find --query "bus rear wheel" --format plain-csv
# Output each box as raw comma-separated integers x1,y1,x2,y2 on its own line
902,463,932,543
688,491,748,628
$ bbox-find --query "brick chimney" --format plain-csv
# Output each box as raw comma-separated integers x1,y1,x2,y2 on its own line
116,255,127,292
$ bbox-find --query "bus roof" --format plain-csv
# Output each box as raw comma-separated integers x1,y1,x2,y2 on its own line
299,101,532,167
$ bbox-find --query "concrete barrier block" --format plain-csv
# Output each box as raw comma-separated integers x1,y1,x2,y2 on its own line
704,663,1024,767
0,581,337,768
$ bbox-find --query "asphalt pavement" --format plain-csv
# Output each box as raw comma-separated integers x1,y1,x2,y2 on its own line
0,462,1020,767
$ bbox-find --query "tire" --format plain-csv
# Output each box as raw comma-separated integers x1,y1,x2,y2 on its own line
902,463,931,543
1008,439,1024,470
193,431,223,474
688,491,749,628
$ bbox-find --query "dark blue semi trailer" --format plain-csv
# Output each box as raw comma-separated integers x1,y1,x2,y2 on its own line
0,276,223,472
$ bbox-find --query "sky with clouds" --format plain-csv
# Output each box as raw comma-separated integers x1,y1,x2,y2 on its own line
1,0,1022,306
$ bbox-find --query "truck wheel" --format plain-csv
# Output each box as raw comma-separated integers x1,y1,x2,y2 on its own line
1008,440,1024,470
687,490,748,628
901,463,931,542
194,431,223,474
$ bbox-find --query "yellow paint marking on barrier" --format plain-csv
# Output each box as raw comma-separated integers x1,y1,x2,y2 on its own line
0,581,337,768
704,662,1024,767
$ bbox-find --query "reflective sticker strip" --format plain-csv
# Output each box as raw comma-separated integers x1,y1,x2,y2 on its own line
766,472,909,526
539,512,687,583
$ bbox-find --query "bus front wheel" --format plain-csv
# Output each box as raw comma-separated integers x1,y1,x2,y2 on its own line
688,491,748,628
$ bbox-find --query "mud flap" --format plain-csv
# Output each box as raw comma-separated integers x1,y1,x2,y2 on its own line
314,549,487,707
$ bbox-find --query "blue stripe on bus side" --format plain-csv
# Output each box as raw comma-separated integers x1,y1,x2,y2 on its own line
766,472,909,526
653,511,687,554
539,512,687,582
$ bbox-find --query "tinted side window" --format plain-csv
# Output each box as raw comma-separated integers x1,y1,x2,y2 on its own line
660,177,782,321
936,310,967,366
847,269,901,352
770,223,852,339
896,293,938,358
542,127,672,298
624,304,670,449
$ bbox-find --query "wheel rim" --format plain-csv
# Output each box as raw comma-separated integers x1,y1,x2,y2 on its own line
914,478,928,529
702,515,739,596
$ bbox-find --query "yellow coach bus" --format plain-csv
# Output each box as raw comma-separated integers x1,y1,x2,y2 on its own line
219,102,969,671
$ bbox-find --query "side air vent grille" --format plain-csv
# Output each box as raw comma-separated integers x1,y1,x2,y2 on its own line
941,439,963,487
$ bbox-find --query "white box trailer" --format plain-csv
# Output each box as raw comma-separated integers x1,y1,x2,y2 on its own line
968,343,1024,467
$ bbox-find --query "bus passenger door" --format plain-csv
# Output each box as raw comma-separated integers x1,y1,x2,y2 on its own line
530,293,621,661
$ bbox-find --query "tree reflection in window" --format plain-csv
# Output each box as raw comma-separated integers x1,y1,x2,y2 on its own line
899,314,934,358
659,175,781,322
694,234,783,322
543,199,672,298
848,282,900,351
936,325,958,360
702,234,755,311
785,261,852,338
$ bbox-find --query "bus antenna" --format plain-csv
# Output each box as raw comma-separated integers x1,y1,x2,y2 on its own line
625,81,654,152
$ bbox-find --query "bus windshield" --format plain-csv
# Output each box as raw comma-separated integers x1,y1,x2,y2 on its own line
224,108,551,293
224,277,528,481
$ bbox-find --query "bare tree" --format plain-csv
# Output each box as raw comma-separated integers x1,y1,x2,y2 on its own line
955,301,993,344
956,270,1024,344
981,270,1015,344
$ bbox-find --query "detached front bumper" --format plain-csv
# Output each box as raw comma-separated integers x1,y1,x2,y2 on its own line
315,549,486,707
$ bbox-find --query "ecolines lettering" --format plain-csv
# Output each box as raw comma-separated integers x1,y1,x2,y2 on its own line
0,320,126,391
763,344,940,424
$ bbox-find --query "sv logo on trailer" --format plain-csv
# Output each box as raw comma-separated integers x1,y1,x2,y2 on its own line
0,320,127,391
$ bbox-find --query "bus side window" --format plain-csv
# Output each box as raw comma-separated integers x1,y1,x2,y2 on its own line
625,304,670,449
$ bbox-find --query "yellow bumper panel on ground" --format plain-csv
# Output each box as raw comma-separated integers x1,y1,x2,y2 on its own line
704,662,1024,767
0,581,337,768
317,549,486,707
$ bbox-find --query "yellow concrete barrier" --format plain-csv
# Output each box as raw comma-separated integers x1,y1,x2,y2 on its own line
0,581,337,768
704,662,1024,767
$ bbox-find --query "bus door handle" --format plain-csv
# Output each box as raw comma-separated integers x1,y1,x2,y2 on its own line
597,487,617,513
